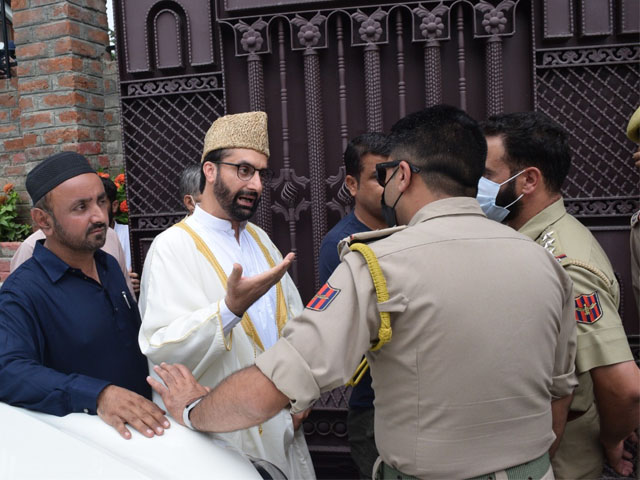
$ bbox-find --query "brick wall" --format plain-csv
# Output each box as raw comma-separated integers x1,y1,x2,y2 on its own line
0,0,122,226
0,241,20,283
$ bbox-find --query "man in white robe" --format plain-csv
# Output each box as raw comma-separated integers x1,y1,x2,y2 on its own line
139,112,315,479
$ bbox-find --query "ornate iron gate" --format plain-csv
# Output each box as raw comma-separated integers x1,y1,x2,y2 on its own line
113,0,639,476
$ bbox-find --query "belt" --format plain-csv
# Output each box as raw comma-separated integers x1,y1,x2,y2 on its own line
375,453,550,480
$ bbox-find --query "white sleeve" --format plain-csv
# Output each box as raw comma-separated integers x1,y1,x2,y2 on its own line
138,230,233,374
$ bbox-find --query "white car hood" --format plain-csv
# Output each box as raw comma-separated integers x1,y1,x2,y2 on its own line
0,402,262,479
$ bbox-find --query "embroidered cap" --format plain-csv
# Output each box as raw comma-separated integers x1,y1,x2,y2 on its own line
26,151,95,205
627,106,640,143
200,111,269,163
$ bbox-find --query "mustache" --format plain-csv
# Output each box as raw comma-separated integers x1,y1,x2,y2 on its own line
86,222,107,235
234,190,259,202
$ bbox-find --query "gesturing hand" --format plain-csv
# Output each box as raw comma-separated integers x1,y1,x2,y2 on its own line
97,385,170,440
147,363,211,428
225,252,295,317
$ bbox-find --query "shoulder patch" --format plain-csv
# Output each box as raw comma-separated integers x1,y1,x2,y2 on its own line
306,283,340,311
631,210,639,228
574,291,603,324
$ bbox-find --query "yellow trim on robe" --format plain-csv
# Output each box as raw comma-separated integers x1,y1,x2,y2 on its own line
246,224,288,337
175,220,286,353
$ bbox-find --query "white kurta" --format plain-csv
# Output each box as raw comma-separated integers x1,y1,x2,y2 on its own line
139,206,315,479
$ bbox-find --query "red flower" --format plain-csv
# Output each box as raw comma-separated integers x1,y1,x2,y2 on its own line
3,183,14,193
0,194,6,205
119,200,128,213
115,173,125,185
97,171,110,179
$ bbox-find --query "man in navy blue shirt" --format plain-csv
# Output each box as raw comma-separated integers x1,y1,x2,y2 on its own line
0,152,169,440
318,133,389,478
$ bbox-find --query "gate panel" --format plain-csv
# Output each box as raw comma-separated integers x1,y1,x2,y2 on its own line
120,74,226,261
532,1,640,333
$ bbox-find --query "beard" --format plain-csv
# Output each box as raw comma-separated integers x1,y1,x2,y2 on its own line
496,178,522,224
51,214,107,253
214,173,261,222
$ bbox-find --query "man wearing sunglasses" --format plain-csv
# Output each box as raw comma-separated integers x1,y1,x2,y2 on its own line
147,105,578,480
138,112,314,479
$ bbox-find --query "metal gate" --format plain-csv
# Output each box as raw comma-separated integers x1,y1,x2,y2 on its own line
113,0,639,475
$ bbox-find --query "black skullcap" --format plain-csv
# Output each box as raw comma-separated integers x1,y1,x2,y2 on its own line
26,151,95,205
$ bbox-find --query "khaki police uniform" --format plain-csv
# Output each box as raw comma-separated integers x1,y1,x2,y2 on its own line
518,198,635,480
631,211,640,321
257,197,577,479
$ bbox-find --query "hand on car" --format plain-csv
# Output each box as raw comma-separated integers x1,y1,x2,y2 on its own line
97,384,170,440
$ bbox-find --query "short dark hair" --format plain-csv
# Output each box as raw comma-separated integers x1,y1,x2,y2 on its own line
179,164,202,199
344,133,390,178
101,177,117,204
481,112,571,193
200,148,232,193
389,105,487,197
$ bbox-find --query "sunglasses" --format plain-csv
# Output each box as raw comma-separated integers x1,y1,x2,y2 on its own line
375,160,421,187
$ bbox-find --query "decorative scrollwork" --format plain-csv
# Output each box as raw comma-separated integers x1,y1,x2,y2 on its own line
413,4,448,41
564,198,640,218
235,18,268,55
475,0,516,36
135,215,184,230
272,168,311,222
352,8,387,44
291,13,327,49
303,419,348,437
540,46,640,67
124,74,223,98
337,183,353,206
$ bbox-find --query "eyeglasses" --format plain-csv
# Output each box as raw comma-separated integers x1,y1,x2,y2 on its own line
375,160,421,187
215,161,274,184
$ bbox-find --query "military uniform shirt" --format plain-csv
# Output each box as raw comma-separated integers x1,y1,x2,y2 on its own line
519,198,634,409
518,198,634,480
257,197,577,479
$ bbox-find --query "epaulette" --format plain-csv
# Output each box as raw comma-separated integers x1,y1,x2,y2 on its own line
631,210,639,228
337,226,406,262
538,228,612,286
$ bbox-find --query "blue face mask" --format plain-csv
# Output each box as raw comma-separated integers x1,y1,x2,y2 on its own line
476,170,525,222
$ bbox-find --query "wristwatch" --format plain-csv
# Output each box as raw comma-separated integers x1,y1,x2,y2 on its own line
182,396,205,430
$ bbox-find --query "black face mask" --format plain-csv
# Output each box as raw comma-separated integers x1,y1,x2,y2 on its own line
380,167,402,227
